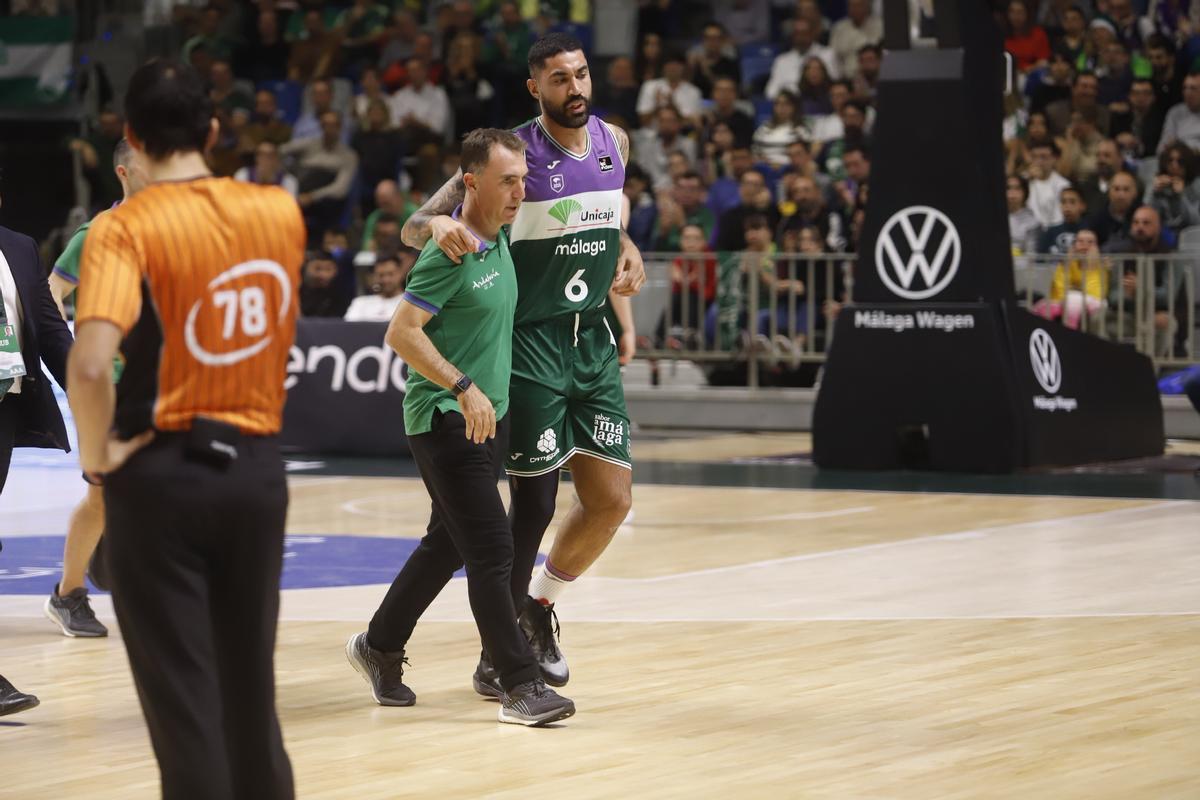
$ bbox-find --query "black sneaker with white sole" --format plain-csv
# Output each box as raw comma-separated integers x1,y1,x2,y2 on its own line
0,675,39,717
472,652,503,700
45,584,108,638
498,679,575,727
345,632,416,706
518,596,569,687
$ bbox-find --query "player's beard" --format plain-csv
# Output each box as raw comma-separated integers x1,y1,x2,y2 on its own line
543,93,591,128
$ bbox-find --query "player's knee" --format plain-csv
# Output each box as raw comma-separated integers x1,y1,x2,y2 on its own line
584,483,631,525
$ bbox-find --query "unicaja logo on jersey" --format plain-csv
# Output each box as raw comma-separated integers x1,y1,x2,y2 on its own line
536,429,557,454
579,208,615,224
1029,328,1062,393
549,199,581,225
875,205,962,300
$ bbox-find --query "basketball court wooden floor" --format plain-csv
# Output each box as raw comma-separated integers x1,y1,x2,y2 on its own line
2,433,1198,798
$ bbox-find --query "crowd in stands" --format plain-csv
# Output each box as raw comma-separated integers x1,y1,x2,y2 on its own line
61,1,1195,362
1002,0,1199,356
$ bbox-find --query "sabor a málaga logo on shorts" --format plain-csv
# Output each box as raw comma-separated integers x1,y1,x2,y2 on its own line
592,414,624,448
875,205,961,300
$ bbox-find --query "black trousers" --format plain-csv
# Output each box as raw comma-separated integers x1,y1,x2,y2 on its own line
104,432,293,800
0,396,16,494
368,411,539,690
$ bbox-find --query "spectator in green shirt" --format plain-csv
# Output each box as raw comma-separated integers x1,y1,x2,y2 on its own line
652,170,716,251
336,0,391,75
361,180,418,251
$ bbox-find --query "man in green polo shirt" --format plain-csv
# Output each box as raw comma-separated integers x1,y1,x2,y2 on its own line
43,138,146,639
346,128,574,727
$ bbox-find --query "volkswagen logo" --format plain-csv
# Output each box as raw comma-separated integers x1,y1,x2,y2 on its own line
875,205,962,300
1029,328,1062,394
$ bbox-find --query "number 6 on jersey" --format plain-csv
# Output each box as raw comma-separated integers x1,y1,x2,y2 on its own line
564,269,588,303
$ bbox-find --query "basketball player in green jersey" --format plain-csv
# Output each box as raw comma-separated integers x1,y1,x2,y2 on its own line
43,139,147,637
402,33,645,689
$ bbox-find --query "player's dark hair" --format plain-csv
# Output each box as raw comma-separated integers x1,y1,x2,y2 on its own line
460,127,526,175
124,59,213,160
113,138,134,171
528,32,585,74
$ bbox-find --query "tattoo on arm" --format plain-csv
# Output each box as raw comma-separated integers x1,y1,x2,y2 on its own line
401,168,466,248
611,124,630,167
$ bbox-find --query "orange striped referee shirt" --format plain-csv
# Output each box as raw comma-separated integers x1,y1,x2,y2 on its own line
76,177,305,436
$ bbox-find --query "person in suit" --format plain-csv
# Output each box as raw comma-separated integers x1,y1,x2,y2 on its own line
0,198,74,717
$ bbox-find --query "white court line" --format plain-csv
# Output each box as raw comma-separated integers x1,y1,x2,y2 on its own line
341,494,873,526
286,476,353,489
519,612,1200,622
636,499,1192,583
339,493,430,520
630,506,875,527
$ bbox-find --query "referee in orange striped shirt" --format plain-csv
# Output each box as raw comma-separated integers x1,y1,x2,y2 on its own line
67,60,303,800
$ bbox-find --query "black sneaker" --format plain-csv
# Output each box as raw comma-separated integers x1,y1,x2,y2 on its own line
498,679,575,727
518,596,569,687
44,584,108,638
0,675,39,717
472,652,503,700
345,632,416,706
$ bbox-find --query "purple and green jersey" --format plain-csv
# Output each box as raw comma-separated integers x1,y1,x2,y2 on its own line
509,115,625,326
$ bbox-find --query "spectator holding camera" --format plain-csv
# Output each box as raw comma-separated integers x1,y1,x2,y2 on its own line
1145,141,1200,232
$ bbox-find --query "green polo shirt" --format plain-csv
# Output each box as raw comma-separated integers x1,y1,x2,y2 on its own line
54,215,125,383
401,227,517,435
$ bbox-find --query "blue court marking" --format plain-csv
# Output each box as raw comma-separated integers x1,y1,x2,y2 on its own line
0,535,545,595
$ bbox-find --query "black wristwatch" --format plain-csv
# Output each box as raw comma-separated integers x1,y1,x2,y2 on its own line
452,374,473,397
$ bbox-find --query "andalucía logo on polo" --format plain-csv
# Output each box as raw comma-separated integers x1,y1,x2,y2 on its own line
549,199,581,225
472,269,500,291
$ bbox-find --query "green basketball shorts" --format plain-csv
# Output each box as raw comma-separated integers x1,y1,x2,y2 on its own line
504,308,632,476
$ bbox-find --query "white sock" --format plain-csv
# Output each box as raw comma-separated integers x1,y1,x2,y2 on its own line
528,560,575,606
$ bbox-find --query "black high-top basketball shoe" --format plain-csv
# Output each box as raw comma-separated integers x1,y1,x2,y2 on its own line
518,596,569,687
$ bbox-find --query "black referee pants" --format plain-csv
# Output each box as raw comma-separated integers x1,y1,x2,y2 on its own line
368,411,539,690
104,432,293,800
